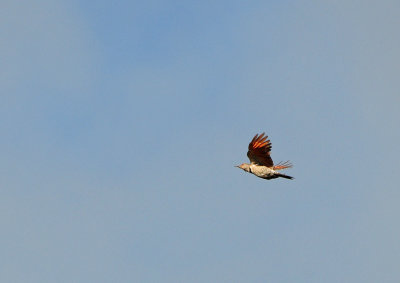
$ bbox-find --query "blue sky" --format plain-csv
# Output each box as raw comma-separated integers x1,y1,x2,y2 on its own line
2,0,400,282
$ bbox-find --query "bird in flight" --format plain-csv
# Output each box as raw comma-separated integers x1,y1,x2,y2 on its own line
236,133,293,180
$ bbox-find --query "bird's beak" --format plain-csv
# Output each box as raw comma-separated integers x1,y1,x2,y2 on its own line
234,165,240,168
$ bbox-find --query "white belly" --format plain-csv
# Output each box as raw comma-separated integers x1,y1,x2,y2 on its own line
249,164,276,178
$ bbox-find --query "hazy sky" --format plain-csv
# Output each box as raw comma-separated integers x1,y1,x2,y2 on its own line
1,0,400,282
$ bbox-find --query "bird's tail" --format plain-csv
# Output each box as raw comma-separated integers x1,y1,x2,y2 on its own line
275,173,294,180
273,161,293,170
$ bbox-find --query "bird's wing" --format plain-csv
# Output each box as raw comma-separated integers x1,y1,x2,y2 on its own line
247,133,274,167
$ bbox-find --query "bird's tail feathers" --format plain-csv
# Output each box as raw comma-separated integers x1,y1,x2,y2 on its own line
275,172,294,180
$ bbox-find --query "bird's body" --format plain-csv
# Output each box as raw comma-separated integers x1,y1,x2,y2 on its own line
250,164,281,180
236,133,293,180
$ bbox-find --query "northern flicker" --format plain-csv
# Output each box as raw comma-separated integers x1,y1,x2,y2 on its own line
236,133,293,180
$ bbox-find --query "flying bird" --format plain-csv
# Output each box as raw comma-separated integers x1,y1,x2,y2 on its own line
236,133,293,180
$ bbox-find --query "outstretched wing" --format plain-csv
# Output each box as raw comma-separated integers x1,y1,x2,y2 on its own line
273,160,293,170
247,133,274,167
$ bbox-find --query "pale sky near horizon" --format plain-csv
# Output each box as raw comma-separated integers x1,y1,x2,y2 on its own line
1,0,400,282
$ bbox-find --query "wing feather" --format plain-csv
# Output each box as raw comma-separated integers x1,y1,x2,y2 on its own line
247,133,274,167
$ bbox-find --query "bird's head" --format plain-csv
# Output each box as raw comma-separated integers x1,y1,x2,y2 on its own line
235,163,250,172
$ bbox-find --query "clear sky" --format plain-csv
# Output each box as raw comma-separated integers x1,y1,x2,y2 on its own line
2,0,400,282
